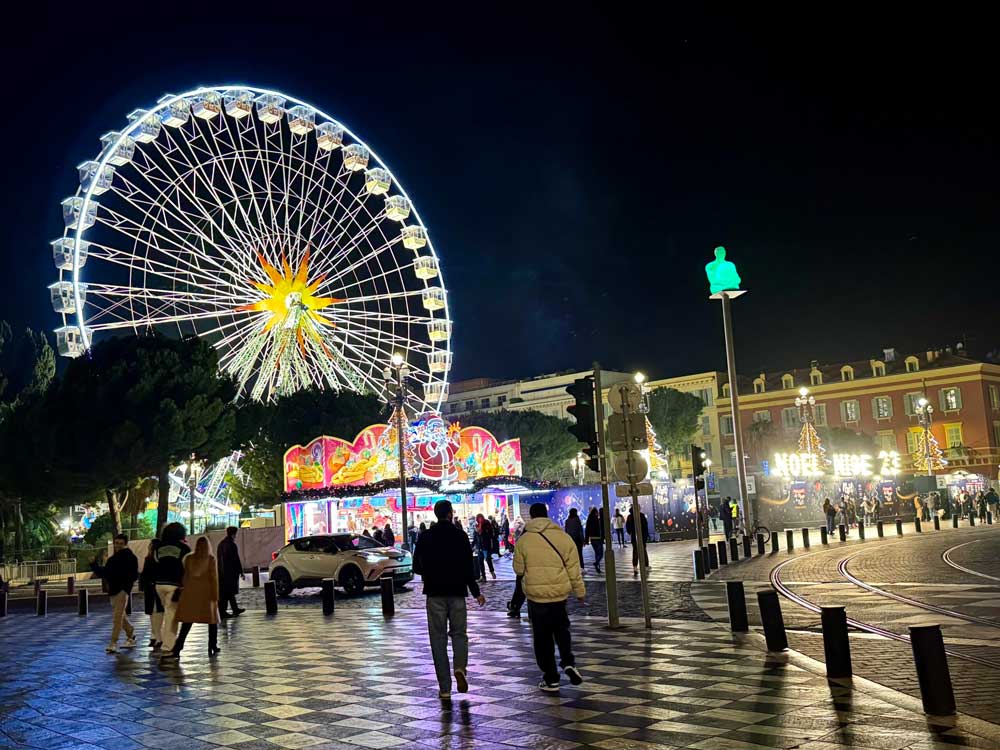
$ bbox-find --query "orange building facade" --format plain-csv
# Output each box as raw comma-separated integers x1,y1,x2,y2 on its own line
716,350,1000,480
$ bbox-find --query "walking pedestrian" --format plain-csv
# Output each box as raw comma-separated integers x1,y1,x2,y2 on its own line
728,497,740,536
373,527,385,545
913,494,924,522
612,509,626,547
924,493,935,521
513,515,525,542
474,514,496,580
139,540,164,650
721,496,734,539
564,508,585,568
413,500,486,699
823,498,836,534
500,514,511,556
986,487,999,518
977,492,988,522
489,516,501,559
709,502,720,532
153,522,190,661
383,524,396,548
513,502,585,692
90,533,139,654
584,507,604,574
216,526,245,619
172,537,221,659
625,508,650,574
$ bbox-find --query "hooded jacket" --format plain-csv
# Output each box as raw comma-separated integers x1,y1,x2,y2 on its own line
512,518,585,603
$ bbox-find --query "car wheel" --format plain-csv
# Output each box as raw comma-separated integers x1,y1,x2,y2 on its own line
339,565,365,596
271,568,294,597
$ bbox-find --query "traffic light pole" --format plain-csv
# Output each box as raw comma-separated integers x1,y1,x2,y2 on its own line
620,391,652,630
592,363,620,629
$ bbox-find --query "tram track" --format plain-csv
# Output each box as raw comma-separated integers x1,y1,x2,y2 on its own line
942,540,1000,583
769,544,1000,671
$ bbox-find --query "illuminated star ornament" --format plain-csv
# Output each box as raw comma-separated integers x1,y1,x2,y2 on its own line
225,249,362,401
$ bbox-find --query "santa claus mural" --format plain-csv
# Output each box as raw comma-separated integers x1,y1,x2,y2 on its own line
415,415,460,482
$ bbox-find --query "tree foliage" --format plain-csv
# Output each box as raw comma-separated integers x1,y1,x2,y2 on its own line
228,389,384,508
0,322,55,421
644,387,705,457
458,409,580,481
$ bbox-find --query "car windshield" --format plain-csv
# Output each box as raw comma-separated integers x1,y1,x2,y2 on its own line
335,534,383,551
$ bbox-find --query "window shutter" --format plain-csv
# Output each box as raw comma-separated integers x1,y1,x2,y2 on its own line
938,390,946,411
954,388,963,410
885,398,893,418
840,401,847,422
871,397,879,419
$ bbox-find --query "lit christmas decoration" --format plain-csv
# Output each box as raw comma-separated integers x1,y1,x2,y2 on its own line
911,431,947,473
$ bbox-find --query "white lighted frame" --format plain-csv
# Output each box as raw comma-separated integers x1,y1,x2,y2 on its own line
773,450,902,480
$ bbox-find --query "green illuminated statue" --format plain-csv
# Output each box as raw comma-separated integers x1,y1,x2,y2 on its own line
705,246,742,294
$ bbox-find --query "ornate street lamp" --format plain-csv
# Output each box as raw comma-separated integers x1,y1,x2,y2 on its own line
570,451,586,485
179,455,203,535
383,353,411,549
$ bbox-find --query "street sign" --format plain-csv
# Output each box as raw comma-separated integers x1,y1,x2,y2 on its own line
606,412,647,451
607,381,643,413
745,475,757,494
613,451,648,483
616,482,653,497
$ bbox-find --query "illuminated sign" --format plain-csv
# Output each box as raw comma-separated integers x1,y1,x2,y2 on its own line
774,450,902,479
773,452,823,479
832,453,872,477
878,450,902,476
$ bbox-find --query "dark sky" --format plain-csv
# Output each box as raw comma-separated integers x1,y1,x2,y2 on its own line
3,8,997,382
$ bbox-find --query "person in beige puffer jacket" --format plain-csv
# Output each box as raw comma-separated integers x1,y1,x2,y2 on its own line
513,503,586,692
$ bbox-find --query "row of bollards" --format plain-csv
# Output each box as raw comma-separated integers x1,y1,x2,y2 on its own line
725,580,956,715
262,574,397,618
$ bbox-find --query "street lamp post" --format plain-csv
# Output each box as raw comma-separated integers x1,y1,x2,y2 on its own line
796,386,817,460
570,452,585,485
180,456,202,535
916,397,935,477
384,353,411,549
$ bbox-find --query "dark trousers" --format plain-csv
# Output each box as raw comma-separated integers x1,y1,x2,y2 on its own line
509,575,526,613
591,540,604,570
220,594,239,615
615,528,625,547
527,600,575,684
574,541,584,568
174,622,218,654
722,520,733,539
631,539,649,569
479,549,494,577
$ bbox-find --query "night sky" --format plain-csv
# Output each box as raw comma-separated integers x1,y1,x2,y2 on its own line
3,9,996,382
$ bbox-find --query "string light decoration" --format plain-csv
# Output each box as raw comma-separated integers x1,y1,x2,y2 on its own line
796,387,829,468
911,430,947,473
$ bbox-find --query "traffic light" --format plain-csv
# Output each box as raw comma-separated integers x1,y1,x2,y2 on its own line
566,376,600,471
691,444,707,476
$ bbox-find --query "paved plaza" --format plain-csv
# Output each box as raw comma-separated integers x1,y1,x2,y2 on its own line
4,604,1000,750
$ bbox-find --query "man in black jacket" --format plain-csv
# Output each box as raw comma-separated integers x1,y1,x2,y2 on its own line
625,510,650,575
217,527,245,618
91,533,139,653
413,500,486,700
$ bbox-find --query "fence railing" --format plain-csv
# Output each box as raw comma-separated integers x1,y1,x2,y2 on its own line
0,559,77,585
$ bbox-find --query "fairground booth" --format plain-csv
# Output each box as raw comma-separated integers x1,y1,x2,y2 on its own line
280,412,555,540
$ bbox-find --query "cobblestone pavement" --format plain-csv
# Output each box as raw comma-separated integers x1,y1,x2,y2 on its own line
690,525,1000,727
3,606,1000,749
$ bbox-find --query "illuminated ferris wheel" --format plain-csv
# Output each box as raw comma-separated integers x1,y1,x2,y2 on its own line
49,85,452,407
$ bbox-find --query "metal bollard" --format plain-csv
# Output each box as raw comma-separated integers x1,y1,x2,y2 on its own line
770,531,779,553
726,581,749,632
264,580,278,615
78,589,88,616
969,513,976,527
701,546,711,573
933,515,941,531
820,526,828,545
821,606,852,678
36,590,47,617
67,577,75,595
0,590,6,618
801,528,810,549
322,578,336,615
910,625,956,715
693,550,705,580
877,520,884,537
708,543,719,570
785,529,795,551
742,535,752,559
33,579,42,596
988,511,993,525
716,539,729,566
756,533,766,556
380,575,395,617
858,521,865,540
252,566,261,587
729,537,740,562
895,518,903,536
952,514,959,529
838,524,847,542
915,517,922,533
757,590,788,651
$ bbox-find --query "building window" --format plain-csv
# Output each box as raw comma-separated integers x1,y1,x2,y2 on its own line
464,400,474,411
450,403,459,414
814,404,827,426
939,387,962,412
753,410,771,423
903,392,925,416
724,450,738,468
871,361,886,377
990,385,999,409
906,429,920,454
695,388,714,406
945,423,963,448
905,356,920,373
841,400,860,423
781,374,794,389
993,421,1000,446
701,415,711,435
781,407,798,429
480,398,490,409
497,395,507,406
876,431,897,452
722,383,730,398
703,444,713,460
872,396,893,420
810,369,823,386
721,415,734,436
841,366,854,382
753,378,765,394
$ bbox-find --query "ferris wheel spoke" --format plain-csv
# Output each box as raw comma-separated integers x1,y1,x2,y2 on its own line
87,308,245,331
327,308,438,325
333,288,425,305
334,321,435,356
87,242,241,295
314,234,405,288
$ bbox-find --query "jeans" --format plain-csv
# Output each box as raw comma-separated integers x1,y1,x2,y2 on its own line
155,585,181,651
826,515,835,534
426,597,468,692
109,591,135,645
527,600,575,684
591,540,604,570
174,622,218,654
478,549,494,578
614,528,625,547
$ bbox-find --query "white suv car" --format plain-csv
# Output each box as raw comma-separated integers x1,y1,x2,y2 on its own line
270,534,413,597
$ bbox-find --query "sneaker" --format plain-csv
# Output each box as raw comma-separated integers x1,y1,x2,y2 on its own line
151,641,162,652
147,639,157,648
439,690,452,700
632,567,638,576
233,607,246,616
105,645,118,654
455,670,469,693
507,609,521,619
564,666,583,685
491,571,497,580
538,681,560,693
124,637,136,648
